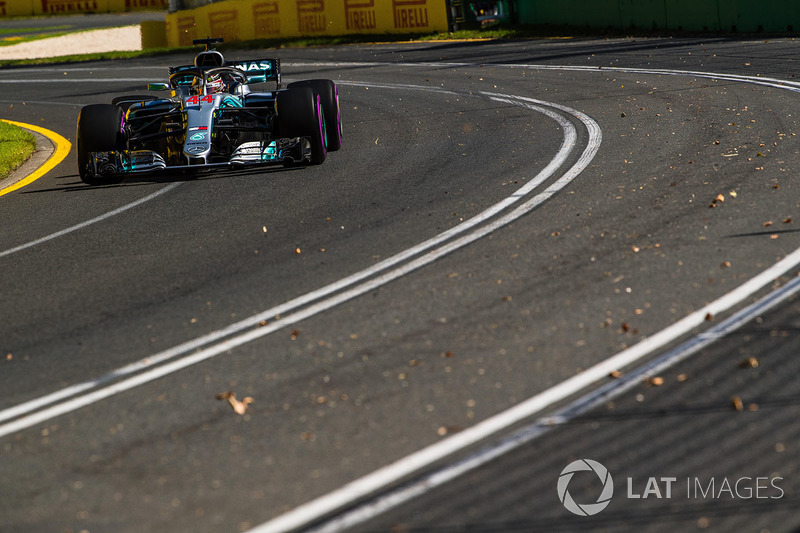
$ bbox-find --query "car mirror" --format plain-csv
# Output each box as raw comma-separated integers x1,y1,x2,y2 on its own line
148,83,170,91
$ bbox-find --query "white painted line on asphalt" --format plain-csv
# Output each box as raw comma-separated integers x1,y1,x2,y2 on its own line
0,66,160,73
304,274,800,533
0,100,83,107
254,269,800,533
244,66,800,532
0,78,153,83
3,58,795,531
0,183,181,259
290,60,800,94
5,61,798,532
0,86,595,438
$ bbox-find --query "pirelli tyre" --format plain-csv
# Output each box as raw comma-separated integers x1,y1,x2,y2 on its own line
287,79,342,152
276,87,326,165
76,104,125,185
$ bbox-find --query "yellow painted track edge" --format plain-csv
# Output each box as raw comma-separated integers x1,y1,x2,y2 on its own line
0,119,71,197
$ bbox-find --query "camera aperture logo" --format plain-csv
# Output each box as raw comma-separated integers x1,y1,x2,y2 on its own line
557,459,614,516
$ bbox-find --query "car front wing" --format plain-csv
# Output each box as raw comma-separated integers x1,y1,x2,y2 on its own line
85,137,313,179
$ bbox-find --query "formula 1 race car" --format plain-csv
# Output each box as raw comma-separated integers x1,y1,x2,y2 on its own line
76,38,341,185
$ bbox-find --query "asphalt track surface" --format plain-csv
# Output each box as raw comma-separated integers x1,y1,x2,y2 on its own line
1,37,799,532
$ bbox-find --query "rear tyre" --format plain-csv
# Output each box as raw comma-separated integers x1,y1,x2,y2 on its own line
276,87,326,165
287,79,341,151
76,104,125,185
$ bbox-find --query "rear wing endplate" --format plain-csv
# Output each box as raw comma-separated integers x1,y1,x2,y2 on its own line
229,59,281,88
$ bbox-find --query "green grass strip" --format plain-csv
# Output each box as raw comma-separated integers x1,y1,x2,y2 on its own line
0,25,71,35
0,121,37,181
0,31,72,48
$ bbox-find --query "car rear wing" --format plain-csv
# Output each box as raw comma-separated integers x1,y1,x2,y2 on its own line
229,59,281,88
168,59,281,89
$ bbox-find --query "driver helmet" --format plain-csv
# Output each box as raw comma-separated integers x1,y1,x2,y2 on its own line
207,73,225,94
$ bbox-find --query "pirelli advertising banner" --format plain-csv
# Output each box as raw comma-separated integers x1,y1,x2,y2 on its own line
165,0,448,47
0,0,166,17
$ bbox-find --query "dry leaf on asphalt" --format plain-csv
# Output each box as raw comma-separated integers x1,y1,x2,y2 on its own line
731,396,744,411
738,357,759,368
216,391,254,415
709,194,725,208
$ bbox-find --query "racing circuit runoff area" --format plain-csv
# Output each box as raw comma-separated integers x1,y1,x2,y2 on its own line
1,36,800,532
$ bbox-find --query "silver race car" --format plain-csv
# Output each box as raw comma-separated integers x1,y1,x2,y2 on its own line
76,38,342,185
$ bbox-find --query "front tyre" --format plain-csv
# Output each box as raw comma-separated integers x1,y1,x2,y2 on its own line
287,79,342,152
76,104,125,185
276,87,326,165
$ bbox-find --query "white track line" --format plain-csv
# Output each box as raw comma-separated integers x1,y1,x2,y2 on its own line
12,61,795,533
290,59,800,94
0,183,181,259
6,59,795,532
305,274,800,533
0,78,152,83
245,65,800,533
248,251,800,533
0,86,597,438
